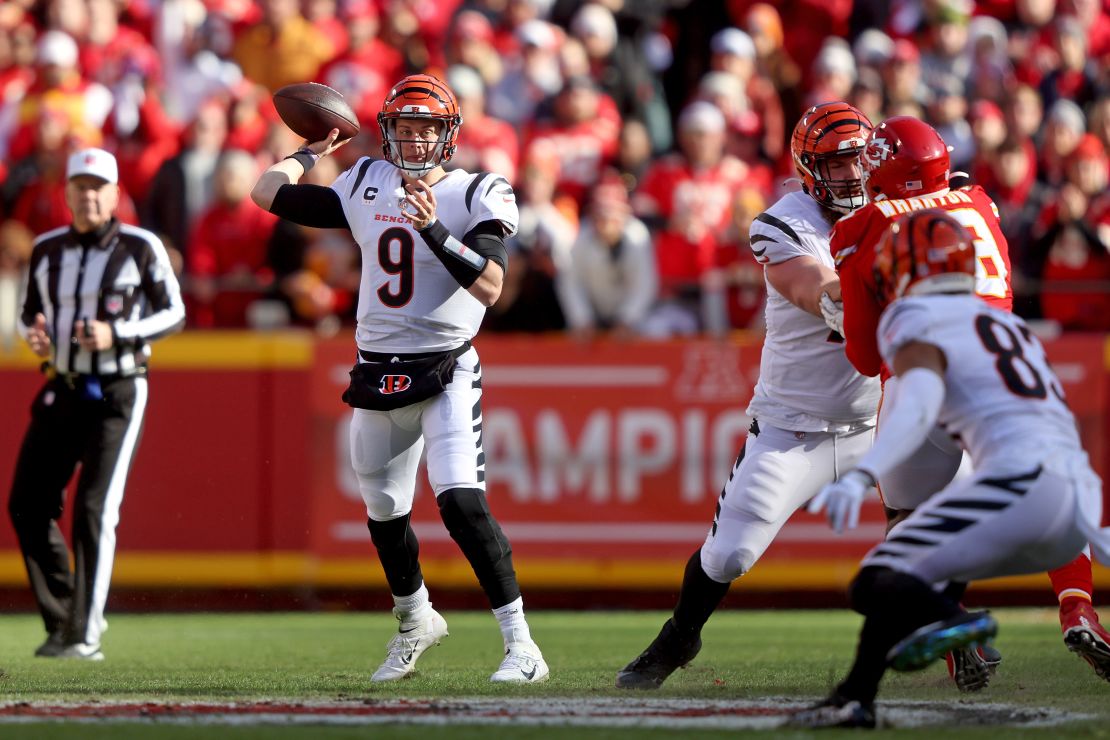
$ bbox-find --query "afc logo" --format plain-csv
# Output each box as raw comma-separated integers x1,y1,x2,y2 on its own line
863,136,892,167
379,375,412,394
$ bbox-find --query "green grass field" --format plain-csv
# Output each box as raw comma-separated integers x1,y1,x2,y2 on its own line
0,608,1107,738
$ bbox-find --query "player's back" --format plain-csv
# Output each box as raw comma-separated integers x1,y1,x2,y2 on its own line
844,185,1010,306
833,185,1012,378
747,191,880,431
331,158,518,353
877,294,1080,471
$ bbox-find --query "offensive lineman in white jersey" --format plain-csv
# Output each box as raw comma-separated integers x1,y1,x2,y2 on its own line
616,102,882,689
251,74,547,683
797,209,1109,728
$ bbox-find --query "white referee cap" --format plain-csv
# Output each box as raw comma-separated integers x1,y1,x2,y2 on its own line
66,148,118,184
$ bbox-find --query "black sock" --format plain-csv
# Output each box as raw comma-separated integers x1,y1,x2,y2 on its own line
942,581,968,603
367,514,423,596
837,567,960,705
671,548,731,635
437,488,521,608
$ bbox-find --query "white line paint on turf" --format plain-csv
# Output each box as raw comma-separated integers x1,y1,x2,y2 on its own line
331,521,889,543
0,698,1090,730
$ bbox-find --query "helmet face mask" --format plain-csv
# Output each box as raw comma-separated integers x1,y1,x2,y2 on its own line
814,152,865,210
873,209,977,306
791,102,873,214
384,118,449,176
378,74,462,177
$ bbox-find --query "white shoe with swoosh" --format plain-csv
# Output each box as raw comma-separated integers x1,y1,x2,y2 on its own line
490,641,549,683
371,608,449,682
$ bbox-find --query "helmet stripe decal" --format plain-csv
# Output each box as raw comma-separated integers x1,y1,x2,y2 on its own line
393,86,447,104
803,108,832,137
904,220,918,292
813,117,870,143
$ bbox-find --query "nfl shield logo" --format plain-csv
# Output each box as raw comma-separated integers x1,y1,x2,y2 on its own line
105,295,124,315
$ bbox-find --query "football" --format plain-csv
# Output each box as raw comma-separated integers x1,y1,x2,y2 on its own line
273,82,360,143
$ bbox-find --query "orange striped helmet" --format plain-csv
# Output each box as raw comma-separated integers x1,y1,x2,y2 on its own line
873,209,976,306
791,102,872,213
377,74,462,175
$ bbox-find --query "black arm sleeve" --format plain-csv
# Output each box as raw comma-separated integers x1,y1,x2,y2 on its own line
463,220,509,276
269,184,350,229
418,219,510,289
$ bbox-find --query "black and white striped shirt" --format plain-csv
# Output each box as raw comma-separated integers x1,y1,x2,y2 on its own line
19,218,186,376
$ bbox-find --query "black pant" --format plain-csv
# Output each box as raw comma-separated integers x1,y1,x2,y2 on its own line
8,375,147,646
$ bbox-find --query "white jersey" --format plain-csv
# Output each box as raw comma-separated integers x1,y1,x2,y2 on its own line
330,159,518,352
878,295,1082,470
746,191,880,431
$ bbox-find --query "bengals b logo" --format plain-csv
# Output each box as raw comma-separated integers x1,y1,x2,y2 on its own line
379,375,412,394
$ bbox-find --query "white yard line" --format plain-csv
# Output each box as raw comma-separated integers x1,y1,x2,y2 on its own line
0,698,1088,729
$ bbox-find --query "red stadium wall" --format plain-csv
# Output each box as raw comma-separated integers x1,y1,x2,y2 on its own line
0,332,1107,597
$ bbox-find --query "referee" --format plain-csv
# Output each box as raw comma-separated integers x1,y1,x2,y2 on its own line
8,148,185,660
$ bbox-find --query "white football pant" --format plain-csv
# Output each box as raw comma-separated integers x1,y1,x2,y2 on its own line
700,421,875,583
350,347,485,521
865,453,1094,584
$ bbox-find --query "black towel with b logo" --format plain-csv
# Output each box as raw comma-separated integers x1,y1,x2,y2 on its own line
343,342,471,411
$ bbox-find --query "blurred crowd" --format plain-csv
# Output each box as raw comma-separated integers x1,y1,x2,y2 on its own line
1,0,1109,346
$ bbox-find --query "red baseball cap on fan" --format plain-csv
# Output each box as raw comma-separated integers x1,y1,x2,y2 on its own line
969,100,1004,123
343,0,380,20
1069,134,1106,163
891,39,920,64
453,11,494,43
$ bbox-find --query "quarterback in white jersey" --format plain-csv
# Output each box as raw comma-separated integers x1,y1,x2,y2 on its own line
252,74,547,684
799,210,1107,729
617,102,881,690
329,158,517,353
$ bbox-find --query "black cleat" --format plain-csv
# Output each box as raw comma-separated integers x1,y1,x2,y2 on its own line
787,694,877,729
34,631,65,658
946,643,1002,692
888,611,998,672
615,619,702,689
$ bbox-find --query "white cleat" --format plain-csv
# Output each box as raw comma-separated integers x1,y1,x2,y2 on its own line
59,642,104,661
371,609,449,682
490,641,549,683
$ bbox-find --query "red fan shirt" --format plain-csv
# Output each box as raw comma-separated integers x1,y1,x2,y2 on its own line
637,154,754,232
524,95,621,204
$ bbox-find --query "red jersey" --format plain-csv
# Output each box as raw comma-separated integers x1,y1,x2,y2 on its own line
830,185,1012,378
524,95,621,204
189,199,278,278
636,154,752,233
79,27,161,87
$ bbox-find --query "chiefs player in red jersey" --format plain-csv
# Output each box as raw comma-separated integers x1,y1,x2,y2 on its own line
832,116,1011,379
831,116,1110,688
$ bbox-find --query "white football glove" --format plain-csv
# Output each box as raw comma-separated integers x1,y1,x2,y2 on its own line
819,291,844,335
808,469,876,534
